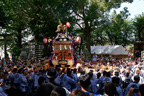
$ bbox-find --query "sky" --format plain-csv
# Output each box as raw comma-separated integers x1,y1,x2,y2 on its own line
111,0,144,19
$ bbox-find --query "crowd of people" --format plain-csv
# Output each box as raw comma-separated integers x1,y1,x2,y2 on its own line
0,55,144,96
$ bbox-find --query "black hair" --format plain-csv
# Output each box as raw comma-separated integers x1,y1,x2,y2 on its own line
106,72,111,77
89,70,93,72
67,70,72,76
88,72,93,78
23,69,28,73
97,72,101,79
79,74,90,88
139,84,144,96
112,77,120,85
125,73,130,77
3,71,8,76
104,83,116,96
18,68,23,73
13,68,17,73
80,71,85,75
73,69,77,74
38,77,46,86
67,68,71,72
36,83,54,96
55,67,60,72
50,87,66,96
28,66,32,68
39,69,43,73
103,71,107,76
134,75,140,82
33,68,36,70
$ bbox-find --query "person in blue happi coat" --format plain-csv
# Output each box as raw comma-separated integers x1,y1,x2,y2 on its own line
72,69,79,89
112,77,123,96
88,72,98,94
103,72,112,85
20,69,28,96
0,72,8,96
125,75,140,96
60,69,67,87
64,70,76,91
27,69,33,93
99,71,107,83
79,74,102,96
0,86,7,96
8,68,15,86
13,68,23,91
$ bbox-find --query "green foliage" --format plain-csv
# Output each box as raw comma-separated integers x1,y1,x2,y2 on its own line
1,0,143,57
67,0,133,52
101,7,134,46
133,13,144,41
0,7,7,28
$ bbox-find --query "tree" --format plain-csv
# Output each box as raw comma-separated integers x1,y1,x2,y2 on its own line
133,13,144,41
0,7,7,28
102,7,134,46
0,0,75,56
0,0,134,57
66,0,133,52
0,0,32,56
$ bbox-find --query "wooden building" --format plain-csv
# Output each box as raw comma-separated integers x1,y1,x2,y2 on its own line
133,41,144,58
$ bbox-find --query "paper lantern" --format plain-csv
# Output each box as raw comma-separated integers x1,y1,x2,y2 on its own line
66,22,70,28
76,36,81,44
43,38,48,44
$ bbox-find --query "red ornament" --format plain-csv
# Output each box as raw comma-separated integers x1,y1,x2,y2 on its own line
66,22,70,28
68,50,71,53
43,38,48,44
76,36,81,44
55,50,59,53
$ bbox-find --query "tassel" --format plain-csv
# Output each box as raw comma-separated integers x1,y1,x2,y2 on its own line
52,46,54,50
60,45,62,50
69,45,71,50
64,45,67,50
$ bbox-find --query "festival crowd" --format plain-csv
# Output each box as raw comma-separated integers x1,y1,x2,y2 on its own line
0,55,144,96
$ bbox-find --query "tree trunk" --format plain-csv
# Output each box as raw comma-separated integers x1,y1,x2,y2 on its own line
138,30,141,41
17,30,22,49
85,28,91,53
114,36,118,45
79,37,82,55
